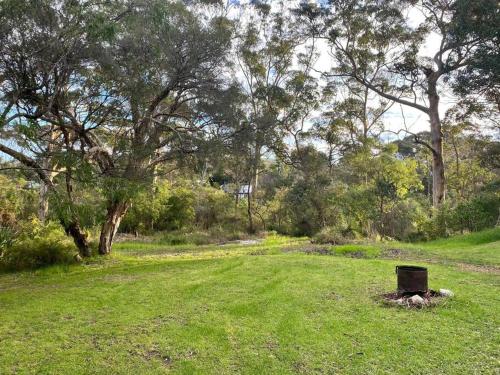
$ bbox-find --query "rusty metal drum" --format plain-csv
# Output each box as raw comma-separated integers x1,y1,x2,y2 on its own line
396,265,428,294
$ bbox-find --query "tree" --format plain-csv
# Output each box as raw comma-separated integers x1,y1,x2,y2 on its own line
79,0,233,254
0,0,117,256
233,2,321,231
0,0,234,255
300,0,499,207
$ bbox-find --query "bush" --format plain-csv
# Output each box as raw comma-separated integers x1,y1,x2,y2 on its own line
379,199,428,241
0,240,76,272
0,219,77,271
0,226,16,250
418,206,449,241
419,192,499,241
311,226,353,245
194,187,237,230
160,227,248,246
448,192,499,233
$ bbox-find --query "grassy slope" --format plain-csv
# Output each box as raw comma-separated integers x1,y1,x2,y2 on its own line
0,232,499,374
407,228,500,266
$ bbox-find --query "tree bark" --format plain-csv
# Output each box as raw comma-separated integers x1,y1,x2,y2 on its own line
38,163,57,223
38,127,58,222
38,181,50,223
354,72,447,207
64,221,91,257
98,200,130,255
247,190,255,234
428,82,446,207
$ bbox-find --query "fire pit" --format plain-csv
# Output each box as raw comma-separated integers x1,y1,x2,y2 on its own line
396,265,428,295
380,265,454,308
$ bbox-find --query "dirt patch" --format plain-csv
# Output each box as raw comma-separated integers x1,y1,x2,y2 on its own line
281,245,300,253
182,349,197,359
265,339,279,351
145,347,172,366
292,361,309,374
128,344,173,367
342,250,366,258
282,245,332,255
381,248,411,259
249,249,267,256
379,290,446,309
220,239,262,246
455,263,500,274
398,257,500,274
325,291,342,300
304,246,331,255
152,314,187,327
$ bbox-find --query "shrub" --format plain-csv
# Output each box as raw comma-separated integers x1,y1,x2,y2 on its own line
158,187,195,231
0,240,76,272
194,187,236,230
420,206,450,241
311,226,353,245
160,227,247,246
0,219,77,272
419,192,499,241
0,226,16,250
448,192,499,233
379,199,428,241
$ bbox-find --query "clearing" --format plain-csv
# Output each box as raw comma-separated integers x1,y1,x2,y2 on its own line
0,229,499,374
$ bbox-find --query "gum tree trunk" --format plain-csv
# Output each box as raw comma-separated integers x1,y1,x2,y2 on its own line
428,80,445,207
38,128,58,222
98,200,130,255
355,72,447,207
247,189,254,233
38,180,50,223
64,221,91,257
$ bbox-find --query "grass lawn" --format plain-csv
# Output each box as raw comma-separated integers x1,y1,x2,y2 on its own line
0,231,499,374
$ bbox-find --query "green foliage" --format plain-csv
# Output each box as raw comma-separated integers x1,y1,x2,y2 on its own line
311,226,353,245
284,176,337,236
159,186,195,231
50,182,106,230
379,198,429,241
120,183,171,234
418,191,499,241
120,182,244,235
0,219,76,271
194,186,239,230
0,226,16,250
447,192,500,233
0,175,37,223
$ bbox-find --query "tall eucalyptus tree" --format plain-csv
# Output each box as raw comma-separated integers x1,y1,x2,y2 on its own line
299,0,499,206
234,1,320,230
0,0,234,255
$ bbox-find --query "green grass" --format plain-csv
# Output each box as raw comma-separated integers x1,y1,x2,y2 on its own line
397,228,500,266
0,230,499,374
331,244,382,258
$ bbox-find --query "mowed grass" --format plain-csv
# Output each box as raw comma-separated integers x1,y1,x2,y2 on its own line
0,231,499,374
398,228,500,266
